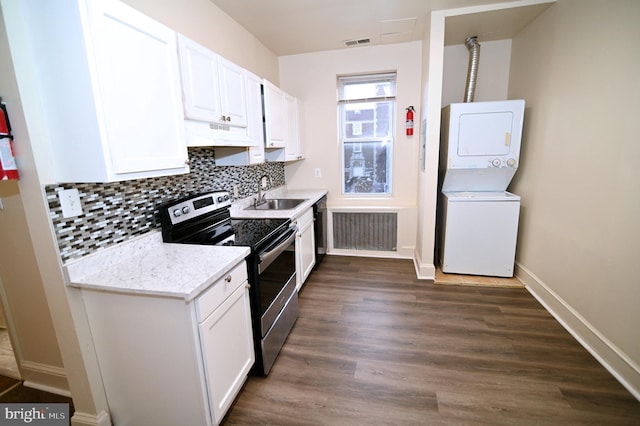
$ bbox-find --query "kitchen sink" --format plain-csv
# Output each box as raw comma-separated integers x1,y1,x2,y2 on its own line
245,198,307,210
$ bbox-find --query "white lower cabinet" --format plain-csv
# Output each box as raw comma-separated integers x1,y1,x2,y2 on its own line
198,273,254,423
295,208,316,291
80,261,253,425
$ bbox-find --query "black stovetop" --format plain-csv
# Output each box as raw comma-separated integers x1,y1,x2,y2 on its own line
159,192,290,251
164,216,289,250
229,217,289,249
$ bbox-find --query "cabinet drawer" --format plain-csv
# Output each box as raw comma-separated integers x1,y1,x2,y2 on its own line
196,261,248,321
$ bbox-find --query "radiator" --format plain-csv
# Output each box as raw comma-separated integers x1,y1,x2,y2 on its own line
332,212,397,252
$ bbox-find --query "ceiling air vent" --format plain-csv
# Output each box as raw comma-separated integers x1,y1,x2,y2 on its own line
344,38,371,47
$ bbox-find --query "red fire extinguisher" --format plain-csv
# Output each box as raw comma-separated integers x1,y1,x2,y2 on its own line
405,106,415,136
0,100,19,181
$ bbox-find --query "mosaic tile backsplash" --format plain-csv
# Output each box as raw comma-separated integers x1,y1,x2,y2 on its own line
46,148,285,263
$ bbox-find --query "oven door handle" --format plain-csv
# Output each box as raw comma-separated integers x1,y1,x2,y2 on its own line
258,226,297,274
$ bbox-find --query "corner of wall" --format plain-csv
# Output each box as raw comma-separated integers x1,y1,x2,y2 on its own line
516,262,640,400
70,410,111,426
413,250,436,281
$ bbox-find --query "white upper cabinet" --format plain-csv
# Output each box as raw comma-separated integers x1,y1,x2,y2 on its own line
177,35,255,147
16,0,189,182
264,80,303,162
263,79,287,148
213,70,266,166
177,35,221,123
178,35,248,128
92,1,188,177
245,71,266,164
218,57,248,128
285,94,302,161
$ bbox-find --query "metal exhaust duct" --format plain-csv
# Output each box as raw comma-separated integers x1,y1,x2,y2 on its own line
464,36,480,103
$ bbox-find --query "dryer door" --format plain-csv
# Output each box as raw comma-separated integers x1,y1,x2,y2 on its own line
458,111,513,157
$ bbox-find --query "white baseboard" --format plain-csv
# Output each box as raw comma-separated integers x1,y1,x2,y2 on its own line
71,410,111,426
413,251,436,280
516,262,640,401
329,249,412,260
23,380,71,398
20,360,70,397
20,361,112,426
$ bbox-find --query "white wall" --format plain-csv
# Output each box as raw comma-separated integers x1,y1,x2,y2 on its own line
508,0,640,397
122,0,279,83
279,42,422,258
415,12,444,279
0,181,65,381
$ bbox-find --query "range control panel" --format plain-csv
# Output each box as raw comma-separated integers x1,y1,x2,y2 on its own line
167,191,231,225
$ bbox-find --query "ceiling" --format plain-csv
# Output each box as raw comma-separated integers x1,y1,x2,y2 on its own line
210,0,554,56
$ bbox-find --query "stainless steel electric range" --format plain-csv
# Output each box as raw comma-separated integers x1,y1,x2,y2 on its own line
159,191,298,375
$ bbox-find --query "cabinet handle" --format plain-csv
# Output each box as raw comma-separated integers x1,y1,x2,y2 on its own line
246,283,251,289
225,275,232,283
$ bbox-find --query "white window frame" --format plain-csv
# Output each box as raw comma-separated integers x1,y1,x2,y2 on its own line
338,73,396,196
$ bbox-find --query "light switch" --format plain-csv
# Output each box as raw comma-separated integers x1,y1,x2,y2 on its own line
314,168,322,178
0,196,3,210
59,188,83,218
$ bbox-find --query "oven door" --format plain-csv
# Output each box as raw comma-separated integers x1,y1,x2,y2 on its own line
257,225,297,337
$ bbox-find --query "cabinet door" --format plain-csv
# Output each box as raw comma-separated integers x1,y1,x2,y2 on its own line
296,209,316,290
246,71,266,163
218,57,248,127
178,34,222,123
199,283,254,424
263,80,287,148
285,94,301,161
92,0,188,174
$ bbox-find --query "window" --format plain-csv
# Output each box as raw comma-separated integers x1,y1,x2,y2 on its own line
338,73,396,195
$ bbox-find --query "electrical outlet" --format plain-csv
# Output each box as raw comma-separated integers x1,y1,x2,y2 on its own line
314,168,322,178
59,188,83,218
0,196,3,210
233,184,239,198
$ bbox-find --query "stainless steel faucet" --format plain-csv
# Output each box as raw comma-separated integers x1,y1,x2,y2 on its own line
255,174,271,206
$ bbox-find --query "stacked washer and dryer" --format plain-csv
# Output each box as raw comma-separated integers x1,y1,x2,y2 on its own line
438,99,525,277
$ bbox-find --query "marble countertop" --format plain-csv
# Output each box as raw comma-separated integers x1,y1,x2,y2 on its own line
229,187,327,220
63,187,327,301
64,232,250,301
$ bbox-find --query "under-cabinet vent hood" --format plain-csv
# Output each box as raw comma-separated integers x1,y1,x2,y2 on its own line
184,120,256,148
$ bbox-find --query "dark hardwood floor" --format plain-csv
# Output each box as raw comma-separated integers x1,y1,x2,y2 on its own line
223,255,640,425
